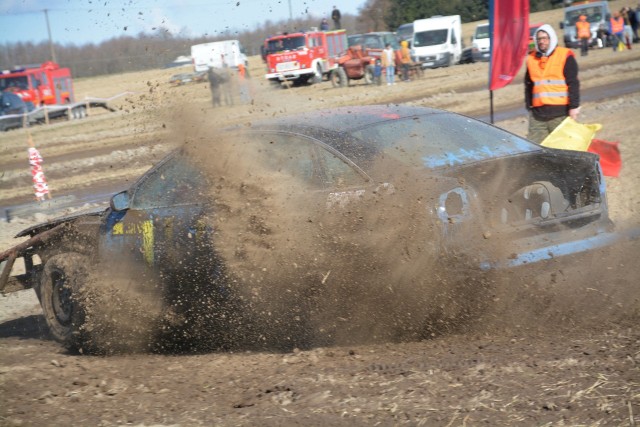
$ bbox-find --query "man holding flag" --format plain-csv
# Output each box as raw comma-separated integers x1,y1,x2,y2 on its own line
524,25,581,144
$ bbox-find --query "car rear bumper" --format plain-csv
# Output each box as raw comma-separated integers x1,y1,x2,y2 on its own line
472,51,490,62
480,226,640,270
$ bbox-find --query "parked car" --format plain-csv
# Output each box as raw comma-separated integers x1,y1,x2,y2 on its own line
347,31,401,60
396,23,414,44
168,71,207,86
471,23,490,62
0,91,30,131
0,105,623,353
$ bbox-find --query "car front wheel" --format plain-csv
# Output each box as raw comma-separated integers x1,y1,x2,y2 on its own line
40,253,89,350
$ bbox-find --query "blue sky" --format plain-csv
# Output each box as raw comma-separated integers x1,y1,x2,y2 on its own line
0,0,362,45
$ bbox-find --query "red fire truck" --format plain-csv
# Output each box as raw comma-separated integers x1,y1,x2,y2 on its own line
264,29,349,87
0,61,74,106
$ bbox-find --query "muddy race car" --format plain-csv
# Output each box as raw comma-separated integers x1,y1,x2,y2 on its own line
0,105,630,353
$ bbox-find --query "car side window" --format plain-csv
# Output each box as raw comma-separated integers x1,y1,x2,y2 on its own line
131,154,204,209
236,132,365,190
250,133,321,187
315,147,367,189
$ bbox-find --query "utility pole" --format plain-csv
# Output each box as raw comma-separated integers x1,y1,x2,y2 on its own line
288,0,293,30
44,9,57,63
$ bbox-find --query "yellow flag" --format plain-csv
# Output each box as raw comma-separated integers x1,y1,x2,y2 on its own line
541,117,602,151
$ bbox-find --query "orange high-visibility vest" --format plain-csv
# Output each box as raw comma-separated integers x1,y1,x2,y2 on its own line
610,17,624,33
527,47,574,107
576,20,590,39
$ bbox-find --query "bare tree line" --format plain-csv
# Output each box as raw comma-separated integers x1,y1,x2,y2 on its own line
0,12,369,79
0,0,556,79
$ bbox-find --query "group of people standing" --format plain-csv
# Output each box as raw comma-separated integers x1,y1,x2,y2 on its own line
577,6,638,57
608,6,638,51
207,63,252,108
380,41,413,85
319,6,342,31
525,6,638,144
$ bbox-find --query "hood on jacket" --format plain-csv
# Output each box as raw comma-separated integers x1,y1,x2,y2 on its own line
534,24,558,57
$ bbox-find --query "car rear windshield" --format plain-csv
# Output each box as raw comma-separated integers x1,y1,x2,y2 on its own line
348,113,539,169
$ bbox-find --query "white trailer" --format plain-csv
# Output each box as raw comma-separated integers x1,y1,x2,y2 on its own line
191,40,248,72
411,15,462,68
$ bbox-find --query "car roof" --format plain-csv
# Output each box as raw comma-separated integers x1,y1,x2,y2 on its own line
252,105,444,134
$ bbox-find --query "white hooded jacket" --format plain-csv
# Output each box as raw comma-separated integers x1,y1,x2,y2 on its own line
533,24,558,57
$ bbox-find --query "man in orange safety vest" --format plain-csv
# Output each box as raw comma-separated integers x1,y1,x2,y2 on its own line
524,25,580,144
576,15,591,56
609,11,625,51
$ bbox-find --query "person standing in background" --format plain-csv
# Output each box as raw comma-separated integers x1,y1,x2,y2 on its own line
629,4,639,42
524,25,580,144
381,43,395,85
609,11,626,51
220,60,234,106
400,40,412,81
621,7,634,48
207,67,222,107
331,6,341,30
576,15,591,56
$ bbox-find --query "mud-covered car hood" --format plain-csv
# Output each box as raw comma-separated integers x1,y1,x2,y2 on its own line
16,205,108,238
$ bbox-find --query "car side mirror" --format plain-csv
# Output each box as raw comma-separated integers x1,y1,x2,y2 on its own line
110,190,130,212
559,22,564,29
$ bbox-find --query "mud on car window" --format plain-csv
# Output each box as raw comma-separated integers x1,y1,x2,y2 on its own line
131,153,206,208
220,131,367,190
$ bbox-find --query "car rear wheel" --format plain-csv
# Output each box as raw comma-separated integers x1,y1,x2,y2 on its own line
330,67,348,88
40,253,89,350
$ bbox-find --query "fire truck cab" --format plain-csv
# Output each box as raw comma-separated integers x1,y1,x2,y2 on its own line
264,29,348,86
0,61,74,106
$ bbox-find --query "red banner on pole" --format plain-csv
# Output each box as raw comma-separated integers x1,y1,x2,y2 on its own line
489,0,530,90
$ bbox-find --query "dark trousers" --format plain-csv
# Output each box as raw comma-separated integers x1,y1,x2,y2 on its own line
402,63,410,81
580,38,589,56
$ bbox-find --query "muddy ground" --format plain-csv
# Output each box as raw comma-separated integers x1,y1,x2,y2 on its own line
1,4,640,425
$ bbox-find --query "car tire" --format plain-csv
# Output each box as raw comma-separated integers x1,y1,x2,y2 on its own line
364,64,374,84
40,253,89,350
330,67,348,88
447,53,455,67
312,64,324,84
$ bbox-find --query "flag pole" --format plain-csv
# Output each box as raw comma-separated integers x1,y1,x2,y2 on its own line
490,90,494,124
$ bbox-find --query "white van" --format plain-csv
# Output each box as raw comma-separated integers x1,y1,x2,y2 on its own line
411,15,462,68
471,23,490,62
191,40,248,72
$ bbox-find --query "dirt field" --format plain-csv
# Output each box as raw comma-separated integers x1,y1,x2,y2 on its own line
1,3,640,425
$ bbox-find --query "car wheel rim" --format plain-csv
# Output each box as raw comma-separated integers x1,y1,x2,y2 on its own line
51,271,72,326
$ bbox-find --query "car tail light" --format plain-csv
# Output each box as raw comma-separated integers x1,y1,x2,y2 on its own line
436,187,470,224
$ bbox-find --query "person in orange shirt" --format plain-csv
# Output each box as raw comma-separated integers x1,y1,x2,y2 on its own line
576,15,591,56
524,25,580,144
609,11,626,51
400,40,412,81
